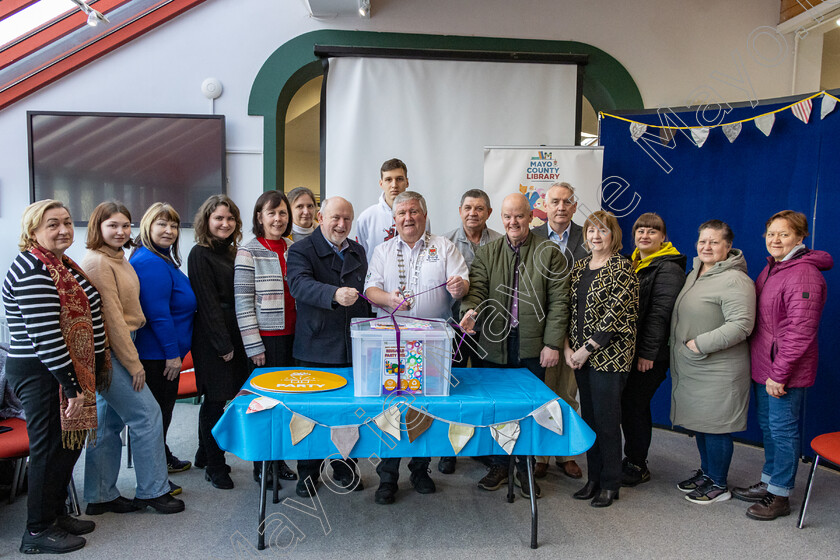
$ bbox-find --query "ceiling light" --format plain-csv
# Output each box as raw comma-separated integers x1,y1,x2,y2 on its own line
358,0,370,17
836,17,840,26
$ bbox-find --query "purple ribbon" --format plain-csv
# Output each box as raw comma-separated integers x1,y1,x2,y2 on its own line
356,282,469,395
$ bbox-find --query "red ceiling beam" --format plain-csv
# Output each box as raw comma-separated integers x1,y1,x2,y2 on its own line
0,0,41,22
0,0,210,111
0,0,134,70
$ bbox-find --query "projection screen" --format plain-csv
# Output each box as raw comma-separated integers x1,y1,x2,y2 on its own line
322,56,581,236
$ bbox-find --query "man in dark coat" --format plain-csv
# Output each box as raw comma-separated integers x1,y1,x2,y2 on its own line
531,181,587,479
287,196,370,497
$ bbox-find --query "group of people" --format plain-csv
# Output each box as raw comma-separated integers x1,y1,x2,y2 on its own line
2,157,832,553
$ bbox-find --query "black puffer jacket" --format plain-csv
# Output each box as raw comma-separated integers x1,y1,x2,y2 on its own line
634,253,687,362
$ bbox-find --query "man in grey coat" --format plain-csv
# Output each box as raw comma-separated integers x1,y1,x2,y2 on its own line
531,181,588,479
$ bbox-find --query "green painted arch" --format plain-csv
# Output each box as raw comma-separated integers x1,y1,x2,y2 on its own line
249,30,643,189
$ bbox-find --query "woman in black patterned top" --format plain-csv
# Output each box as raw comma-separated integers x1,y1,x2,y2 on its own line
564,210,639,508
3,200,107,554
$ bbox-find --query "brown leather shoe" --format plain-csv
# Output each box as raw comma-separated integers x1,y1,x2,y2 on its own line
558,460,583,479
534,462,548,479
746,493,790,520
732,482,768,502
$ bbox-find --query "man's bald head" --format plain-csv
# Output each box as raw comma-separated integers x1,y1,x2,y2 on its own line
501,193,533,245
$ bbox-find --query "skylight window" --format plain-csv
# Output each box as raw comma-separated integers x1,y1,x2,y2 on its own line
0,0,75,48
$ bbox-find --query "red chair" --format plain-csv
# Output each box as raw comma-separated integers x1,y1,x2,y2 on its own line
798,431,840,528
0,417,29,504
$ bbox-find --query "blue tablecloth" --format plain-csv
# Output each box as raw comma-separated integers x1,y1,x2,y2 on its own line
213,367,595,461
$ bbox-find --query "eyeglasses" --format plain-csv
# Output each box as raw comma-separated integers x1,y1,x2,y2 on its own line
765,232,792,240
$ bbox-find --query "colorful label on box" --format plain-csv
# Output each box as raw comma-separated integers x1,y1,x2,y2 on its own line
383,340,423,394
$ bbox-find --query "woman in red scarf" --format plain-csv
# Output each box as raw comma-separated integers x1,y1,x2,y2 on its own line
3,200,108,554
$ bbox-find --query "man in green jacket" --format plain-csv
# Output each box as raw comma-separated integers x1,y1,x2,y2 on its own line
460,193,570,498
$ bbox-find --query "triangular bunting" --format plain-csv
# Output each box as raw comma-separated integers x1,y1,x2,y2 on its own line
690,127,710,148
246,395,280,414
405,407,433,443
659,127,675,146
490,421,521,455
630,122,647,141
330,426,359,459
448,423,475,455
722,122,742,143
821,95,837,120
530,400,564,436
289,413,315,446
754,113,775,137
791,99,812,124
373,405,401,441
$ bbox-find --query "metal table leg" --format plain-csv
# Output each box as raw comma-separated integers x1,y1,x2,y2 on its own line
506,456,515,503
258,460,268,550
526,455,538,549
272,461,280,504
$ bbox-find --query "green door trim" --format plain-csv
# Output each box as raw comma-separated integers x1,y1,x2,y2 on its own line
249,30,643,190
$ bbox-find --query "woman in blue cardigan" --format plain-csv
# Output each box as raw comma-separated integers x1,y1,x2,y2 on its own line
130,203,197,480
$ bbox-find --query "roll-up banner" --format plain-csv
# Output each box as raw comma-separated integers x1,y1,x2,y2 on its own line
483,146,604,230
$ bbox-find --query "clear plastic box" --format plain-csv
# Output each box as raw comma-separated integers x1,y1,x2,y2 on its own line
350,319,455,397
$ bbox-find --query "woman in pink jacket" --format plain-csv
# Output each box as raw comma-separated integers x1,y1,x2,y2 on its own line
732,210,832,521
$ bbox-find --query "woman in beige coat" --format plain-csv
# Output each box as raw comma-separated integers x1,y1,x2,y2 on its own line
670,220,755,505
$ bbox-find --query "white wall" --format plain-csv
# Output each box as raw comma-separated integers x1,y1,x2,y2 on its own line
0,0,801,271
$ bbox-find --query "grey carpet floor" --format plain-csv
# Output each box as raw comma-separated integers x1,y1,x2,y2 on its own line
2,401,839,559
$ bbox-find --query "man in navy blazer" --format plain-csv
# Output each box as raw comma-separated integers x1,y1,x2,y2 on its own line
287,196,370,495
530,181,588,480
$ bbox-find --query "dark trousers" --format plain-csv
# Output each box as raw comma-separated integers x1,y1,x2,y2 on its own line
142,358,179,463
251,335,295,475
476,328,546,471
620,359,668,466
295,359,357,481
576,365,627,491
5,358,82,532
198,399,227,471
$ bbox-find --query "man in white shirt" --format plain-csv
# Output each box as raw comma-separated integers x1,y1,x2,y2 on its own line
531,181,587,480
356,158,430,261
364,191,469,505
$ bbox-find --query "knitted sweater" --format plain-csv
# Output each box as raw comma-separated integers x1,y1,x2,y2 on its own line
81,246,146,375
234,237,294,358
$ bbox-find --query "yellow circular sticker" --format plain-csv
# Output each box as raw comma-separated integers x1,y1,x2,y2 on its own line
250,369,347,393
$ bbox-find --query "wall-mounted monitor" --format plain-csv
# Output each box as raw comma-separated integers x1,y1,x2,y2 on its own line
27,111,226,226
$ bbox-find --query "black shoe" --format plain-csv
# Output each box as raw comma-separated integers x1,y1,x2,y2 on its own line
409,469,436,494
477,465,509,491
205,468,234,490
167,456,192,474
573,481,600,500
332,469,364,491
437,456,456,474
296,477,320,498
514,471,542,499
591,488,619,507
85,496,141,515
253,467,276,487
20,526,85,554
133,493,185,514
55,515,95,536
621,460,651,487
168,480,182,496
275,460,297,481
374,482,397,505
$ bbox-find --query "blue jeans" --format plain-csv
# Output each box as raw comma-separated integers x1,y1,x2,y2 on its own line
754,382,805,497
694,432,733,487
84,357,169,502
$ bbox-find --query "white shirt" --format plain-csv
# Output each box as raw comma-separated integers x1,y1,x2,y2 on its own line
365,233,468,320
356,193,431,262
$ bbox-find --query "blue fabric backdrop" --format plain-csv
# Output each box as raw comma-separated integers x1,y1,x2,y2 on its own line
600,91,839,454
